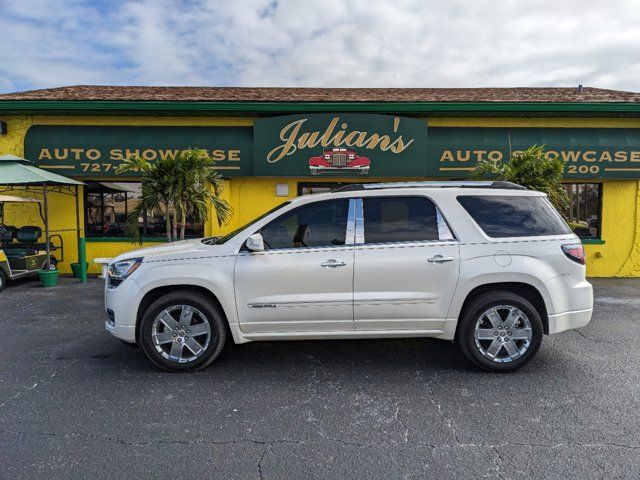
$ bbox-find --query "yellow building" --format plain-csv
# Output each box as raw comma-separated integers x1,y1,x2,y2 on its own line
1,85,639,277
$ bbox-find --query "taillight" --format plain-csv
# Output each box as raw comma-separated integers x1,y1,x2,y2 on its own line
562,243,586,265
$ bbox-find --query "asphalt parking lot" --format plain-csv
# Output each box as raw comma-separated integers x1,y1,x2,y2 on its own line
1,277,639,479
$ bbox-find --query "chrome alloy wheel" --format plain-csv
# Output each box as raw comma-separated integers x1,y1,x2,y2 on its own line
151,305,212,363
473,305,533,363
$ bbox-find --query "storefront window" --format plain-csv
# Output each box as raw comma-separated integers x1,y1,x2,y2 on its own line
85,182,204,238
563,183,602,239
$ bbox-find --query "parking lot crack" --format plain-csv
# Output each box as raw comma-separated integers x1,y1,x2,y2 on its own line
257,441,274,480
426,375,462,446
491,446,506,480
0,430,304,450
393,401,410,443
572,329,620,344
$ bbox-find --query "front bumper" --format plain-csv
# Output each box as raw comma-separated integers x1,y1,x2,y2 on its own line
104,278,141,343
105,320,136,343
547,308,593,335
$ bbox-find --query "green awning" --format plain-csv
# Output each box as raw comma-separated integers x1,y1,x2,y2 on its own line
0,154,83,185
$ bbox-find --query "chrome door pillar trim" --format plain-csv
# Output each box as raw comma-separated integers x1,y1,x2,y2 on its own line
436,208,455,241
354,198,364,244
346,198,357,245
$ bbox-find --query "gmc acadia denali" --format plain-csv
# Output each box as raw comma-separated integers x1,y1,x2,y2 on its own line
104,181,593,372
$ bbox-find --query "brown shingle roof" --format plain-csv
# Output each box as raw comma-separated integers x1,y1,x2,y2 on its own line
1,85,639,103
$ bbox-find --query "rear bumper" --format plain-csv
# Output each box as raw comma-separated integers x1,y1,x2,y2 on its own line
547,308,593,335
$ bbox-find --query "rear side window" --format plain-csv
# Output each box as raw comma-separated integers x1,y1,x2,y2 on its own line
363,196,439,243
457,195,571,238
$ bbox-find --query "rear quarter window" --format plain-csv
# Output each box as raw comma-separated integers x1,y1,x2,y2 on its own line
457,195,571,238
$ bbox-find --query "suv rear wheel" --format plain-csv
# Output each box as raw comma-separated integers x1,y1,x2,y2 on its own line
457,291,543,372
138,291,226,372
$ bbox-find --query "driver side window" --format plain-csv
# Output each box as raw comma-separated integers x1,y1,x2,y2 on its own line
260,199,349,249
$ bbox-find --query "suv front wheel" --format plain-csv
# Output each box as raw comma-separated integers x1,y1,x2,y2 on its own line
138,291,227,372
457,291,543,372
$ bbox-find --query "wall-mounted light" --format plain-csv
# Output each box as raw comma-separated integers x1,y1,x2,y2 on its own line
0,121,6,135
275,183,289,197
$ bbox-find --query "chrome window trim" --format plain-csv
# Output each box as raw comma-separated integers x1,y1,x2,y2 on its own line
237,245,354,255
346,198,357,246
436,208,455,241
354,239,459,248
354,198,364,244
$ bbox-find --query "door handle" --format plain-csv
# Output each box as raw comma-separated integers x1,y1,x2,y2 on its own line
428,255,454,264
321,259,347,268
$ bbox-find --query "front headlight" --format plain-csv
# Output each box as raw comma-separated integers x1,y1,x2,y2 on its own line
108,257,143,287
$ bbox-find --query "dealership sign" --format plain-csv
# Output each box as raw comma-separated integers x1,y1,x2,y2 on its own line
253,114,428,177
428,127,640,179
24,125,253,177
24,121,640,179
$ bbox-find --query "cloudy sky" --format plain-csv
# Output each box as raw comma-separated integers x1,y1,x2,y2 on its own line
0,0,638,94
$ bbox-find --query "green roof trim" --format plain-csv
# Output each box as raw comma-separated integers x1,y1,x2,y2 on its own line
1,100,640,115
581,238,605,245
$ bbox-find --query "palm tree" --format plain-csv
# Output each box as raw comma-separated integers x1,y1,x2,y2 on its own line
473,144,569,212
116,149,232,242
173,149,232,240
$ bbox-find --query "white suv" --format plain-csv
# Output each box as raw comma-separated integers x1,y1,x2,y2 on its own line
104,181,593,373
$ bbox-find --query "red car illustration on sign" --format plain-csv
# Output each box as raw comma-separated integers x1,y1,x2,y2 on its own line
309,148,371,175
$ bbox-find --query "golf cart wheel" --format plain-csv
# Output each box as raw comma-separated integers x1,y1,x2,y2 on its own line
457,291,543,373
0,270,5,291
138,290,226,372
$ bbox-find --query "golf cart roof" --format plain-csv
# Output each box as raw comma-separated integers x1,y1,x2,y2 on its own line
0,195,42,203
0,154,83,186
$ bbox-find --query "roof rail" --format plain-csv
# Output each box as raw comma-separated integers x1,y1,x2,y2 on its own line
333,181,526,192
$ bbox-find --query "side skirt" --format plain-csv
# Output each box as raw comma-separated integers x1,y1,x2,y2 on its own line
234,320,458,343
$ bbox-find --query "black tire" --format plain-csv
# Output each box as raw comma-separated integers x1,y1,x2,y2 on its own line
457,291,543,372
138,290,227,372
0,270,6,291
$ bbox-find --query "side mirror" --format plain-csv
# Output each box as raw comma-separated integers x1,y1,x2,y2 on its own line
245,233,265,252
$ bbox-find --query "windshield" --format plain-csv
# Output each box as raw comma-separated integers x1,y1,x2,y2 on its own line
202,201,292,245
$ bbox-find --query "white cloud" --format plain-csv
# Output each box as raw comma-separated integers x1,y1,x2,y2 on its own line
0,0,638,92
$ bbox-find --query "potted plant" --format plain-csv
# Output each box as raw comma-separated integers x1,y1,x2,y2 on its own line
38,264,59,287
70,262,89,278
